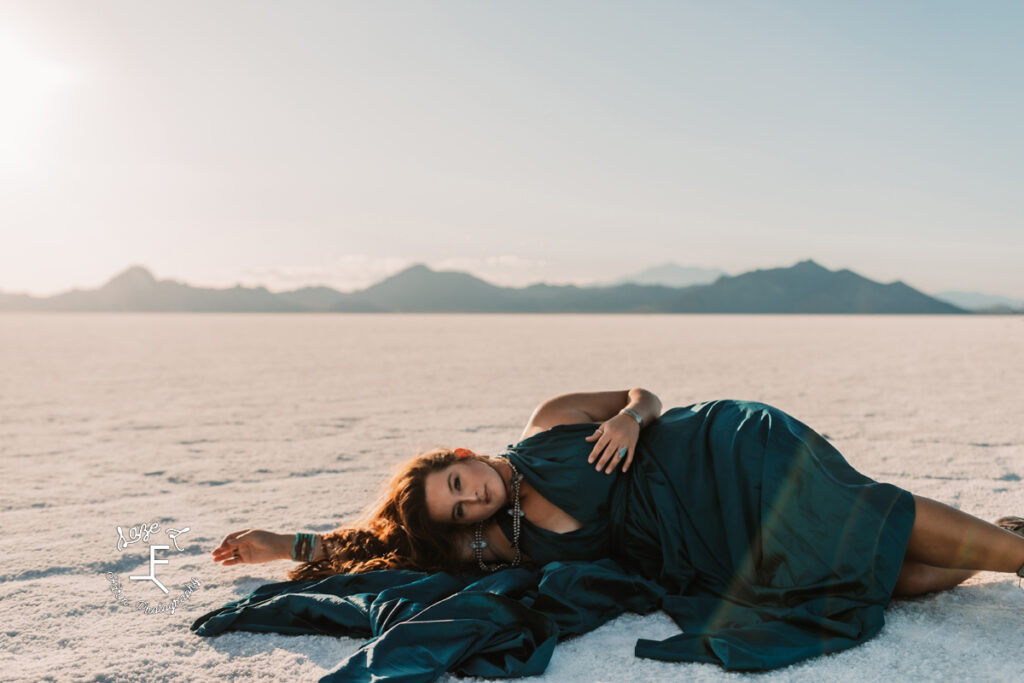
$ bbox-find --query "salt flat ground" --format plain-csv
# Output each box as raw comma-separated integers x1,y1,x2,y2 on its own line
1,313,1021,682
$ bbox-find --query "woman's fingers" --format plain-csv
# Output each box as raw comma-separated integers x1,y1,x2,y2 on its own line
211,529,252,564
591,437,621,474
212,543,245,565
601,443,631,474
212,543,239,563
604,445,623,474
587,430,611,469
212,529,282,566
600,444,617,473
586,431,601,464
586,429,613,472
585,427,634,474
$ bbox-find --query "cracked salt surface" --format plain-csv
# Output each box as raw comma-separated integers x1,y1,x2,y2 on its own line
1,313,1022,681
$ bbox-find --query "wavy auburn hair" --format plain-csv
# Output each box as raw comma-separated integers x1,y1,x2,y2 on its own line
286,447,490,582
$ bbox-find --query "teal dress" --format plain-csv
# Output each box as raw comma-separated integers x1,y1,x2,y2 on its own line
496,399,916,668
192,399,916,679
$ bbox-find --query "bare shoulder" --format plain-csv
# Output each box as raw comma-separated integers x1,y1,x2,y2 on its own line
516,390,630,442
517,405,592,442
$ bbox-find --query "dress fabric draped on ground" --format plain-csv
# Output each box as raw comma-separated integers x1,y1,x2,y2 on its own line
191,399,917,681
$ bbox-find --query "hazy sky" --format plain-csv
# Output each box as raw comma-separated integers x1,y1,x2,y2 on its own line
2,1,1022,298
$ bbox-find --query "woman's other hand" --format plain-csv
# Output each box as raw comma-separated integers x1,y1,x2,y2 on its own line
585,413,639,474
210,529,286,566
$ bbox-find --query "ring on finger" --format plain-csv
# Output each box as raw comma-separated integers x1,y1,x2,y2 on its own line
618,446,627,459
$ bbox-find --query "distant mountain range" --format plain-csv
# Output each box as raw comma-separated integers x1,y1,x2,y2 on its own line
0,259,996,314
931,290,1024,314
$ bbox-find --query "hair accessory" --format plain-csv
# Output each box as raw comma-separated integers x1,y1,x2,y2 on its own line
473,460,524,573
454,448,475,459
292,532,317,562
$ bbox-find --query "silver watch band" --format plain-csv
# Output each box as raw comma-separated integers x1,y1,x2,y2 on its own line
619,408,643,427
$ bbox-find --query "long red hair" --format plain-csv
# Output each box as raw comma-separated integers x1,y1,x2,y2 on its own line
286,447,488,581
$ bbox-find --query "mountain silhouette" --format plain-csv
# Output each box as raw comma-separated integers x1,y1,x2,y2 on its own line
590,262,727,288
354,263,519,312
0,260,971,314
933,290,1024,313
663,260,962,313
104,265,157,290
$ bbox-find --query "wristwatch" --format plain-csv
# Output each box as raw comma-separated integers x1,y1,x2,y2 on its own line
619,408,643,427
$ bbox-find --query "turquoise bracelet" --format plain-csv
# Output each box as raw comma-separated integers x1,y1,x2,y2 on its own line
292,532,316,561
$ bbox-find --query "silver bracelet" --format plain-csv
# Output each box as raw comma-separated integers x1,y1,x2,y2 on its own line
619,408,643,427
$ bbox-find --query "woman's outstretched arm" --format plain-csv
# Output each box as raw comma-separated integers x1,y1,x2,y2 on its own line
211,529,331,566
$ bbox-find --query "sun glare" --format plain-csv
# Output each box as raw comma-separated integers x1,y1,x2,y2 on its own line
0,30,83,173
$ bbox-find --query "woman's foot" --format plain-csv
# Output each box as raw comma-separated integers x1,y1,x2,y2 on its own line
995,517,1024,581
995,516,1024,537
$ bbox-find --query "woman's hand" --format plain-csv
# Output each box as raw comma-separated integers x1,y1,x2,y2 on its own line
584,413,640,474
210,529,286,566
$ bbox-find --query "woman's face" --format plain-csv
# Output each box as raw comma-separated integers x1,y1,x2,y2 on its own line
424,458,507,525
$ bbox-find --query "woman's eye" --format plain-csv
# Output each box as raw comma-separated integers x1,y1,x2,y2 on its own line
454,476,461,491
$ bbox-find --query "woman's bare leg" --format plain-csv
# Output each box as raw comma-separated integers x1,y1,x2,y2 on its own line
894,560,979,596
903,494,1024,572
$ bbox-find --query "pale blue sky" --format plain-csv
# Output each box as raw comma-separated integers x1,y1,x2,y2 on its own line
1,1,1022,298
